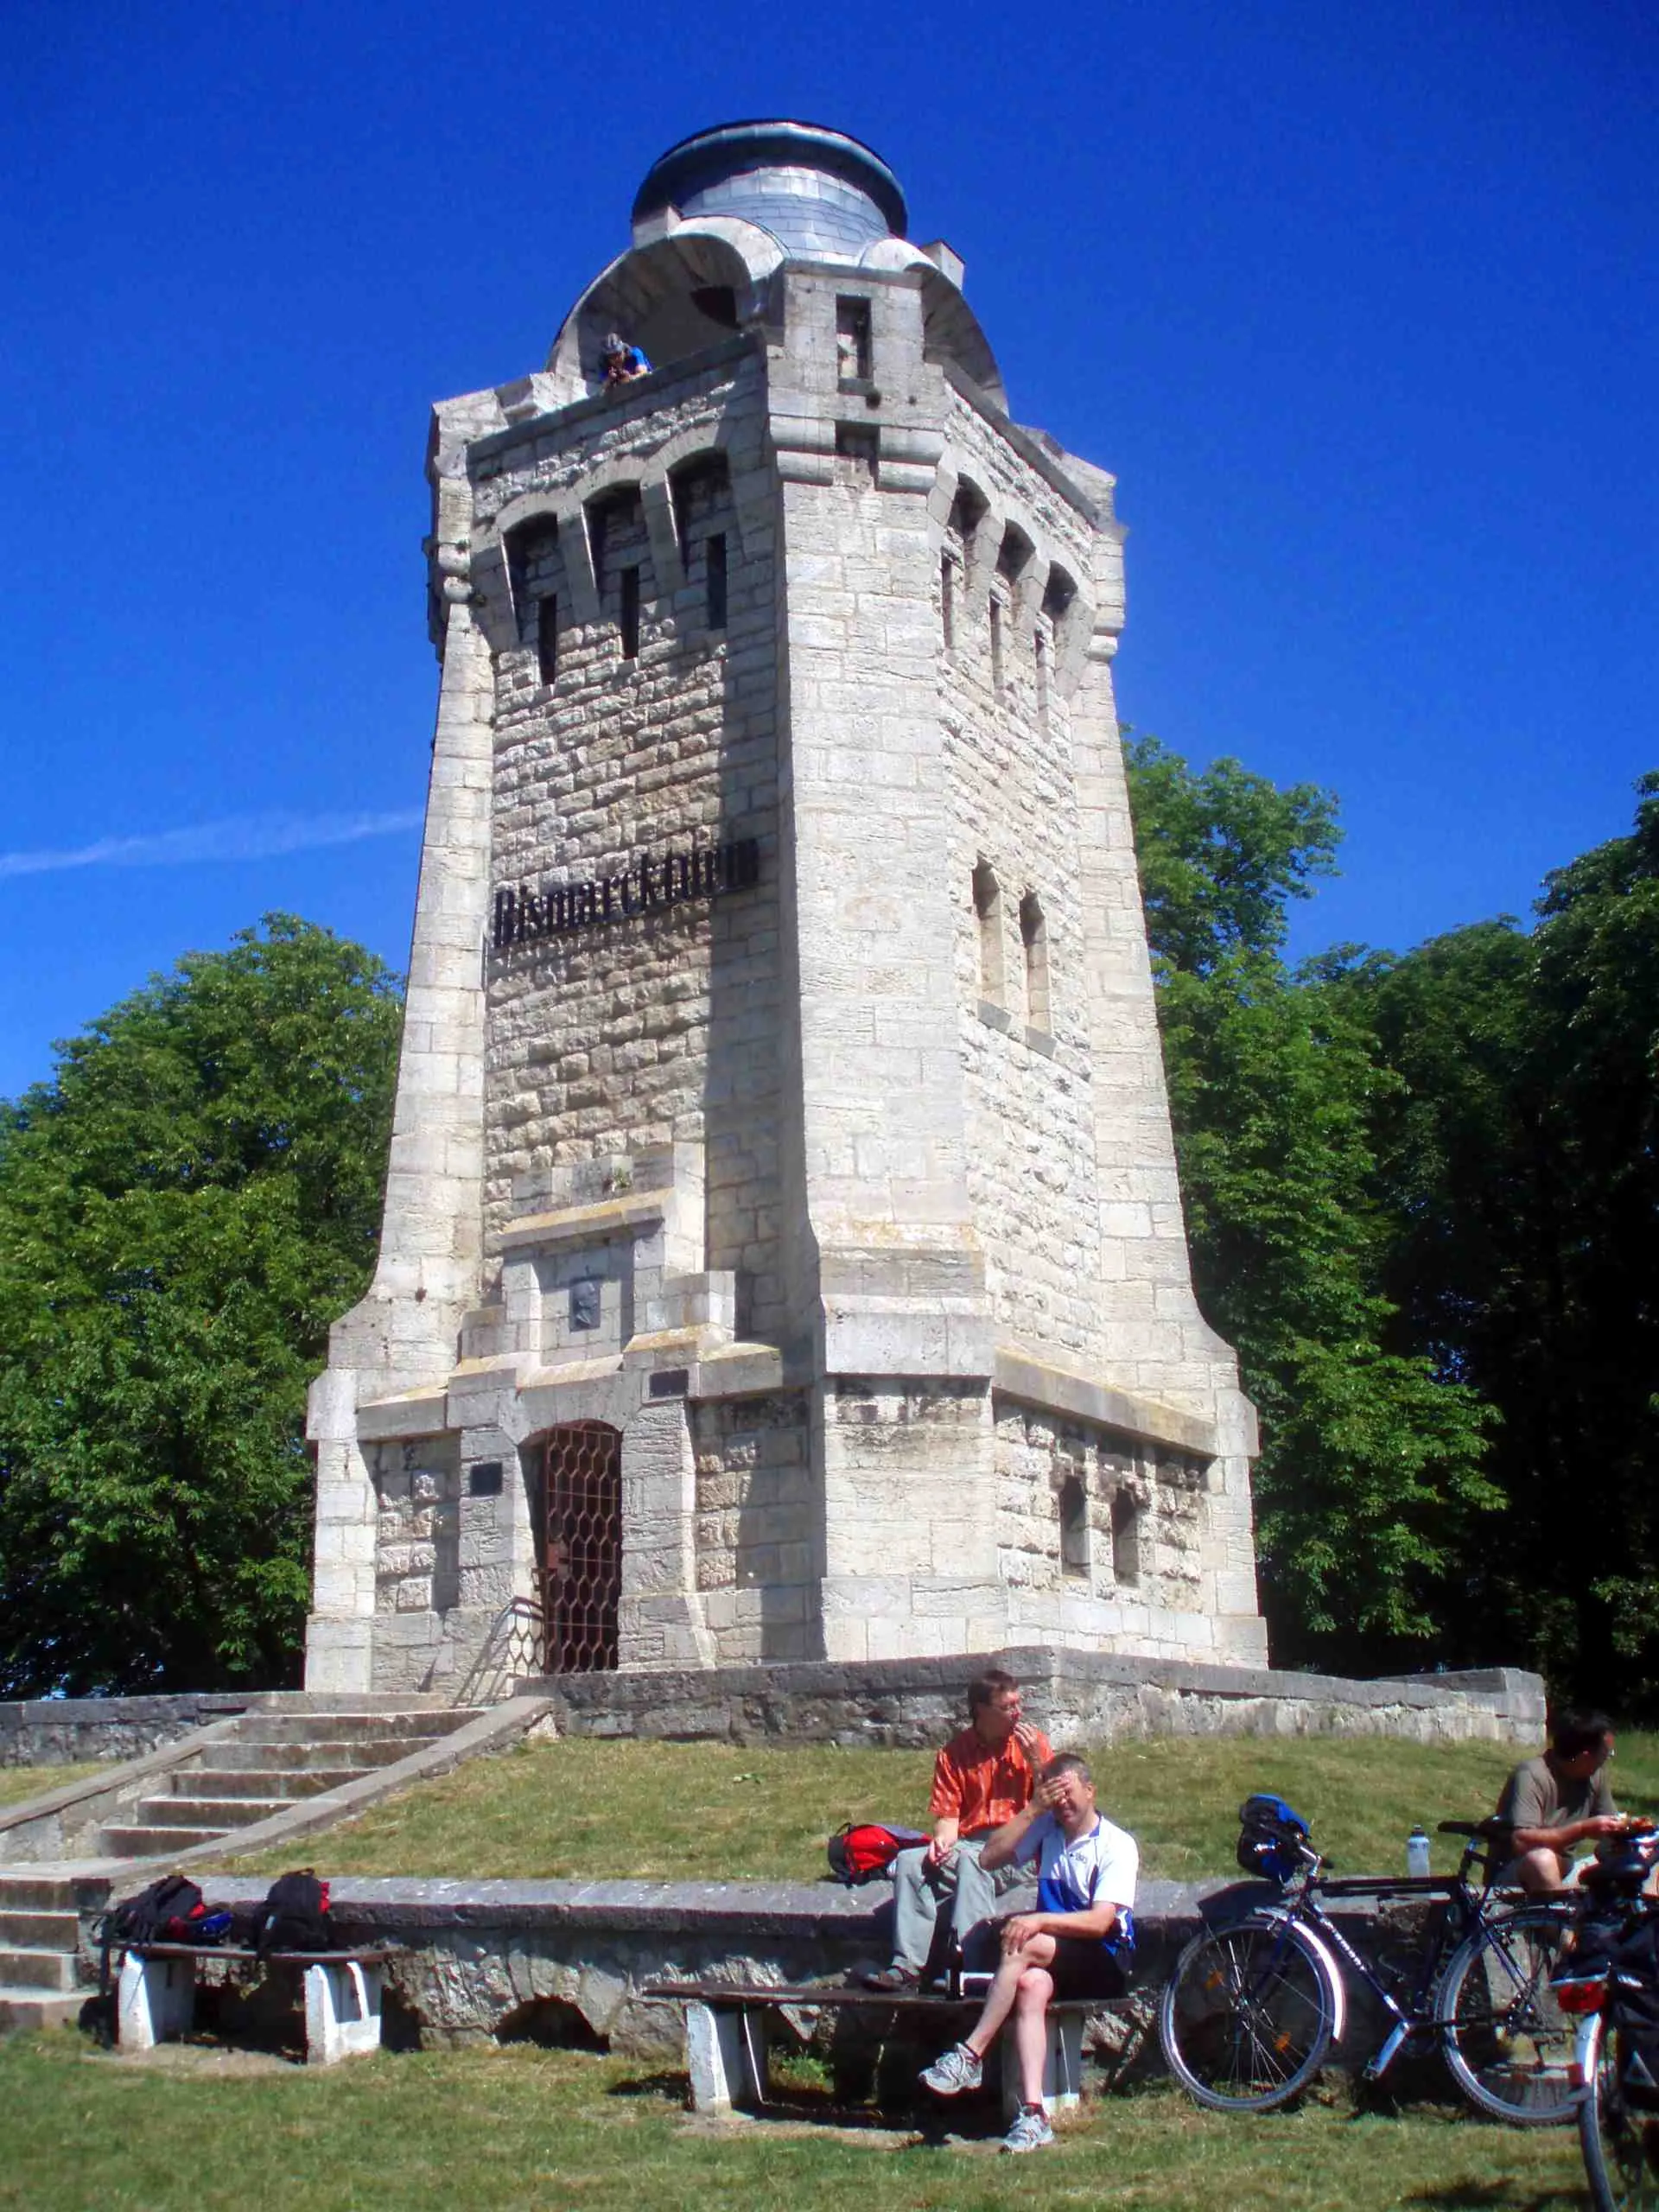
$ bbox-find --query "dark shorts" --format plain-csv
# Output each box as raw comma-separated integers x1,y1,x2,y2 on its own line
1046,1937,1132,2001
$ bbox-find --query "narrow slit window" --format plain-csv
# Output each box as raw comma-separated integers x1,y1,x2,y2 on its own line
1111,1491,1142,1588
1059,1475,1090,1579
836,295,873,383
989,594,1005,698
705,533,728,632
1034,626,1050,727
941,554,957,652
1020,891,1051,1033
537,594,558,686
620,566,640,660
972,859,1004,1008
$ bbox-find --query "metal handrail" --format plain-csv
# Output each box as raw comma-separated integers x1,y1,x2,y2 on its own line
448,1593,545,1707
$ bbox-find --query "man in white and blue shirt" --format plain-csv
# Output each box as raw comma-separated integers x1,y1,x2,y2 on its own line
919,1752,1137,2153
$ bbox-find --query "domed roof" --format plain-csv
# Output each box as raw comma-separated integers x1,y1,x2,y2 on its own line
632,119,908,260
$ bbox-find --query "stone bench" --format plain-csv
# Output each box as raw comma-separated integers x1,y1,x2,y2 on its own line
644,1978,1128,2120
116,1943,394,2066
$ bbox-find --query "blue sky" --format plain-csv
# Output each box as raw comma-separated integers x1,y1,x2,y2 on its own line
2,0,1653,1099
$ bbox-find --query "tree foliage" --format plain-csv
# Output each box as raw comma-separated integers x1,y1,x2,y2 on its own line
1352,776,1659,1697
0,916,401,1694
1125,735,1497,1669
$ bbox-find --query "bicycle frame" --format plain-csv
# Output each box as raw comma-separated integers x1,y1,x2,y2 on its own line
1263,1869,1501,2082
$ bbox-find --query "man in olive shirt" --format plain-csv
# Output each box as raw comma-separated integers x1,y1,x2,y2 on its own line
861,1669,1052,1990
1496,1708,1637,1891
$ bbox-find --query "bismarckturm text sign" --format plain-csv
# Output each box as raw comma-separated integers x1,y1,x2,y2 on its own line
491,837,760,952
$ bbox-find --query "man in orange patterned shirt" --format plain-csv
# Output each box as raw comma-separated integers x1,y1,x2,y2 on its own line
861,1669,1053,1990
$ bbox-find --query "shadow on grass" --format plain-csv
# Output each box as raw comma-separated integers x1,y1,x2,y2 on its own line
607,2069,688,2101
1403,2189,1581,2211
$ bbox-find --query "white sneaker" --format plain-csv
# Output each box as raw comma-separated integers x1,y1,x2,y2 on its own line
919,2042,983,2096
1002,2103,1054,2153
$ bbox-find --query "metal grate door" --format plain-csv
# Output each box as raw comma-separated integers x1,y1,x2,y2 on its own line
539,1422,621,1673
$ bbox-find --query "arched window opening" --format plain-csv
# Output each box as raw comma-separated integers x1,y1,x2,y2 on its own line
1043,563,1077,626
586,487,649,664
670,454,734,637
947,478,988,548
972,859,1005,1009
1110,1490,1142,1589
995,522,1034,588
1059,1474,1090,1579
505,518,563,690
1020,891,1051,1034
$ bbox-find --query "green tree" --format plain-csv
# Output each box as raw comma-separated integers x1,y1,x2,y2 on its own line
0,916,402,1694
1124,735,1496,1668
1357,777,1659,1697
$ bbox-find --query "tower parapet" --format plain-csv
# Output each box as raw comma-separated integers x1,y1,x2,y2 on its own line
303,120,1267,1694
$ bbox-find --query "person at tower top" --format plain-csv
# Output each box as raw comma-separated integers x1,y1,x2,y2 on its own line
600,331,651,385
1494,1707,1649,1891
860,1669,1052,1991
918,1752,1138,2153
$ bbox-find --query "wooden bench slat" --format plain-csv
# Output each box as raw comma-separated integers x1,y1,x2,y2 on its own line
129,1943,395,1966
641,1980,1122,2011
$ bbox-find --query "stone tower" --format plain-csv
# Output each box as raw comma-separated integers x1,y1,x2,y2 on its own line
303,120,1268,1693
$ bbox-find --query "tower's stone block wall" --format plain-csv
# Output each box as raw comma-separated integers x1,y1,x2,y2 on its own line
303,120,1270,1694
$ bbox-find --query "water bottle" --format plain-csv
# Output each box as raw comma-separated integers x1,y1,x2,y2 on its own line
1407,1826,1432,1878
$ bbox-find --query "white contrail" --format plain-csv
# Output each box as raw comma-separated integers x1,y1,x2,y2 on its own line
0,808,423,880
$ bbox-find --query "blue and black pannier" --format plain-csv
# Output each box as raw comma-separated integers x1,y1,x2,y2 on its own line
1236,1794,1311,1883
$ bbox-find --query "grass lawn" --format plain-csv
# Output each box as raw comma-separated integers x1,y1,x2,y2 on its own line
0,1763,103,1810
215,1728,1659,1884
0,2031,1593,2211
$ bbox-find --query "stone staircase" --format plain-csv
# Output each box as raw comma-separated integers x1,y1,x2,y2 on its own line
98,1707,483,1858
0,1872,111,2033
0,1705,486,2031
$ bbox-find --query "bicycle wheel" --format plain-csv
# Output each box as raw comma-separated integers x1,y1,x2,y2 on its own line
1438,1902,1579,2124
1581,2018,1659,2210
1159,1916,1337,2113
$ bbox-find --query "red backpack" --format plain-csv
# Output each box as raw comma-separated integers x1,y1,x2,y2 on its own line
826,1822,926,1885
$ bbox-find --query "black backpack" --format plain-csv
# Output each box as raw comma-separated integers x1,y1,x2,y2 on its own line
93,1872,207,1987
254,1870,335,1957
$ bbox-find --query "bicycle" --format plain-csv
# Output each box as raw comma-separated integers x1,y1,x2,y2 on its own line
1555,1837,1659,2209
1159,1815,1580,2121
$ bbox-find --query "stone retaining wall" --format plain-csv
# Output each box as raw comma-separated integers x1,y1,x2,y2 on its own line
176,1873,1413,2083
519,1648,1547,1749
0,1695,255,1768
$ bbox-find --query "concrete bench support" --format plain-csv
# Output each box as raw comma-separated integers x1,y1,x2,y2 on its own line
1002,2007,1085,2120
685,2000,766,2113
115,1948,385,2067
303,1959,382,2065
677,1989,1090,2117
118,1951,196,2050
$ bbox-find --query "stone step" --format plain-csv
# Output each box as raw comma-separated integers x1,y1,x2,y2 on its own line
228,1712,479,1745
200,1736,444,1772
168,1767,370,1802
0,1909,79,1949
100,1825,229,1856
130,1796,292,1832
0,1874,108,1913
0,1987,86,2034
0,1946,80,1993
